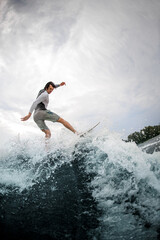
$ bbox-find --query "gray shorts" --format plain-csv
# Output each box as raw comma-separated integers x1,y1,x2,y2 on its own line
33,110,60,130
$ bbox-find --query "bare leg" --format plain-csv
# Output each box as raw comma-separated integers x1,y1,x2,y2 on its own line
42,129,51,151
58,118,77,134
42,129,51,139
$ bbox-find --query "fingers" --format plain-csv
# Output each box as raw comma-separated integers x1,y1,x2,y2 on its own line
21,116,28,121
21,117,26,121
21,113,31,121
61,82,66,86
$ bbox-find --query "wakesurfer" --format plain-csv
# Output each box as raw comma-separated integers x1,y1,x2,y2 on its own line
21,82,78,139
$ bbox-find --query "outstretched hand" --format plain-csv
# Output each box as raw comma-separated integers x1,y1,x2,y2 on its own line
60,82,66,86
21,113,31,121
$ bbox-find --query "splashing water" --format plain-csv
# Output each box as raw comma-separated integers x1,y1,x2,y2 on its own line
87,132,160,239
0,130,159,239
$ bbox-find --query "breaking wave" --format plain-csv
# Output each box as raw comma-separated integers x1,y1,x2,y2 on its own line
0,130,160,239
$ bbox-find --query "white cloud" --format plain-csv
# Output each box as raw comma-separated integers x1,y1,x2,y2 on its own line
0,0,160,138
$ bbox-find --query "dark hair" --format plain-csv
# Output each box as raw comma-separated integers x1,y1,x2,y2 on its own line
44,81,56,90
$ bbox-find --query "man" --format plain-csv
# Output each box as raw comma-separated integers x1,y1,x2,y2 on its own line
21,81,78,138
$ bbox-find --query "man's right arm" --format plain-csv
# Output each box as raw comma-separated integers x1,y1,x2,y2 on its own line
21,92,47,121
29,92,47,114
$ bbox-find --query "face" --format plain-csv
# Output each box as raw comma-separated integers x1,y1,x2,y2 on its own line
46,84,54,94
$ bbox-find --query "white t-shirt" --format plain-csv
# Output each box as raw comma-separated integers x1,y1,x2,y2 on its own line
29,90,49,113
29,85,60,113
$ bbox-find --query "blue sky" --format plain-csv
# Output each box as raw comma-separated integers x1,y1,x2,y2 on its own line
0,0,160,141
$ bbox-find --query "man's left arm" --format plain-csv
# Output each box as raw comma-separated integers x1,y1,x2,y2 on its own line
55,82,66,88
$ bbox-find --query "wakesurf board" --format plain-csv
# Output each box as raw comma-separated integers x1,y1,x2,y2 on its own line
79,122,100,137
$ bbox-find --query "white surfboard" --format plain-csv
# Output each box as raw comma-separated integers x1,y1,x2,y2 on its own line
79,122,100,137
